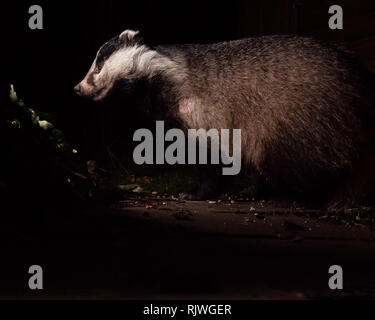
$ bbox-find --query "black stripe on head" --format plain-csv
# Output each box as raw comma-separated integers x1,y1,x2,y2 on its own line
96,35,122,70
96,31,144,71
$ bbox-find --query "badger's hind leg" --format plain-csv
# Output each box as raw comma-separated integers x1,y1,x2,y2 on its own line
327,151,375,210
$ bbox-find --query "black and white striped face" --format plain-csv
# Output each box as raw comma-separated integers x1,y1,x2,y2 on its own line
74,29,150,101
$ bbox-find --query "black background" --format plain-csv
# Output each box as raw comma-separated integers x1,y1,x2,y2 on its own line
1,0,375,301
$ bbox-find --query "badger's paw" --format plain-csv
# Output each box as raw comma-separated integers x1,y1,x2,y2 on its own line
178,193,202,201
179,188,218,201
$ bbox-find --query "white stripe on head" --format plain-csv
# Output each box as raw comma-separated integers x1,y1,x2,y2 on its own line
103,44,183,82
79,30,186,101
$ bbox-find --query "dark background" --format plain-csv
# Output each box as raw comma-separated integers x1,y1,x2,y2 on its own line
1,0,375,300
3,0,375,160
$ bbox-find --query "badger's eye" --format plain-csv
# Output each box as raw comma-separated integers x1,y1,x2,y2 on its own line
94,62,103,74
94,65,101,74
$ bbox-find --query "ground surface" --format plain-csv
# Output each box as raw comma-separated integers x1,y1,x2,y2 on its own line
0,194,374,299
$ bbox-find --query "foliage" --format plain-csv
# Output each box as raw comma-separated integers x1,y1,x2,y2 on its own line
0,84,94,213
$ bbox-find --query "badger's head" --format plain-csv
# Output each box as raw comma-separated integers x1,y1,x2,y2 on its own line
74,29,154,101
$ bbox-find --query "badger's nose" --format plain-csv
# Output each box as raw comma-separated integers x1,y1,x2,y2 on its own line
74,84,81,95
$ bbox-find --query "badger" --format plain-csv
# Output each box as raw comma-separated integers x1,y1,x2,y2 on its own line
75,29,375,204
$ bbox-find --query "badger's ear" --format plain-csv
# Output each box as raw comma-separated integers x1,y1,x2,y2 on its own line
119,29,142,45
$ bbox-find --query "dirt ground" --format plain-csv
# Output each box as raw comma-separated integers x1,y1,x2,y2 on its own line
0,194,374,299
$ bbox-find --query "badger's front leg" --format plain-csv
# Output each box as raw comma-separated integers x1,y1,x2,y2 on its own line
179,164,221,200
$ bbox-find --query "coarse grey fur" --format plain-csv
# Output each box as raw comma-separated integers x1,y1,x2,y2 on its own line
76,30,375,200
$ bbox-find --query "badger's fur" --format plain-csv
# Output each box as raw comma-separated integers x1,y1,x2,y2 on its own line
76,29,375,201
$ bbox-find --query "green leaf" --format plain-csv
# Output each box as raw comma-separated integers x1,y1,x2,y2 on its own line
9,84,18,102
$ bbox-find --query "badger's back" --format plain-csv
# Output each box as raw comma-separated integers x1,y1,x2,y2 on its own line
158,35,374,189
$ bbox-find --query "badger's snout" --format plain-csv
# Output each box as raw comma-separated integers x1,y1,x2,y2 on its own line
74,84,81,95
